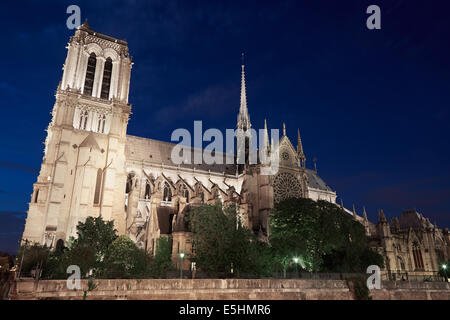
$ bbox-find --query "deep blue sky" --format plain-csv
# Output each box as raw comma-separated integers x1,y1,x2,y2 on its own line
1,0,450,254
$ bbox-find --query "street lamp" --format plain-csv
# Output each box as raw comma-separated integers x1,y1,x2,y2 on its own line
179,252,185,279
293,257,299,278
443,264,448,282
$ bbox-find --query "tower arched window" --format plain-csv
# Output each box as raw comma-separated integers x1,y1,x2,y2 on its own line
126,173,134,194
34,189,39,203
79,110,89,130
94,168,103,205
412,242,424,270
97,114,106,133
83,53,97,96
145,181,151,199
100,58,113,99
163,183,172,202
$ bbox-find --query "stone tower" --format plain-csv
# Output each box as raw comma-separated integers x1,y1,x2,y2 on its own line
21,21,133,247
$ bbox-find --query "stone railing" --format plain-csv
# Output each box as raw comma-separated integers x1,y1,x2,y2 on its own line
12,278,450,300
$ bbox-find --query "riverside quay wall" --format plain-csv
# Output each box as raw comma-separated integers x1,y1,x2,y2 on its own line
13,278,450,300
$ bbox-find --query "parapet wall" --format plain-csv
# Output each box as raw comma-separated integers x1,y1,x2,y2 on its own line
14,278,450,300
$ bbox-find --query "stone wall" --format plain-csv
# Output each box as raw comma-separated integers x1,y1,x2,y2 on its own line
14,279,450,300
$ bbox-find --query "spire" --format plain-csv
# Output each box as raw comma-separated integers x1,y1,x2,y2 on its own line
237,53,251,131
79,19,90,30
378,209,387,223
363,206,368,221
297,129,304,154
340,198,344,209
297,129,306,168
283,122,286,136
262,119,270,156
352,204,359,220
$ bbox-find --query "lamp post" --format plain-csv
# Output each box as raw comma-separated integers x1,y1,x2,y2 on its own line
179,252,185,279
293,257,299,278
443,264,448,282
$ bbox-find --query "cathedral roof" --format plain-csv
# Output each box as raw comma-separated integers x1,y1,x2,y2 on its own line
125,135,237,175
305,169,333,192
399,209,434,229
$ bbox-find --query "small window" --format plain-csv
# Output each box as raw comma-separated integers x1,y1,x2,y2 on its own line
78,110,89,130
83,53,97,96
94,168,103,205
163,183,172,201
34,189,39,203
97,114,106,133
145,181,151,199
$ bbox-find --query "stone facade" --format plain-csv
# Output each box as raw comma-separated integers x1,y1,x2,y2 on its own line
21,24,448,278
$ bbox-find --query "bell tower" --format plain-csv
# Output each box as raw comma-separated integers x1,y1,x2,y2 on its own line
22,21,133,247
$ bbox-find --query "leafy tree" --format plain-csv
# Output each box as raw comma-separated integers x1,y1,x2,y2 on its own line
43,217,118,279
187,203,267,276
149,236,174,278
73,216,118,261
101,236,150,278
270,198,384,272
17,243,51,276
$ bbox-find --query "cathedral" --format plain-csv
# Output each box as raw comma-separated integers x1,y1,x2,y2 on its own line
21,22,449,279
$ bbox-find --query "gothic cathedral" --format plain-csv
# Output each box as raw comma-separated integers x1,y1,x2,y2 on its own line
22,23,449,279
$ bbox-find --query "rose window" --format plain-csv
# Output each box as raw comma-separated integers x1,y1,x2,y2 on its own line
273,172,303,203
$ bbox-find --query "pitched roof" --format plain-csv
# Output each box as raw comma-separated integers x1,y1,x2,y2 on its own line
125,135,237,175
305,169,333,191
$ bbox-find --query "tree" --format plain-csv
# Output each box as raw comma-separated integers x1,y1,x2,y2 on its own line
73,216,118,261
17,243,51,276
101,236,150,278
42,216,119,279
187,203,267,276
148,237,174,278
270,198,384,273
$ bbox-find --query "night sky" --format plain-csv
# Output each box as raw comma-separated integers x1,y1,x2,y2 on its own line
1,0,450,254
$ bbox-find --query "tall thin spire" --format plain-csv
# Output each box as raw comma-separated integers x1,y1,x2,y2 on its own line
237,53,251,131
282,122,286,136
262,119,270,158
297,128,306,167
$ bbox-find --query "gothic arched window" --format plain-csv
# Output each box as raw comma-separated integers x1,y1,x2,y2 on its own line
163,183,172,202
79,110,89,130
145,181,151,199
97,114,106,133
126,173,134,194
185,189,189,203
94,168,103,205
83,53,97,96
412,242,424,270
100,58,113,99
